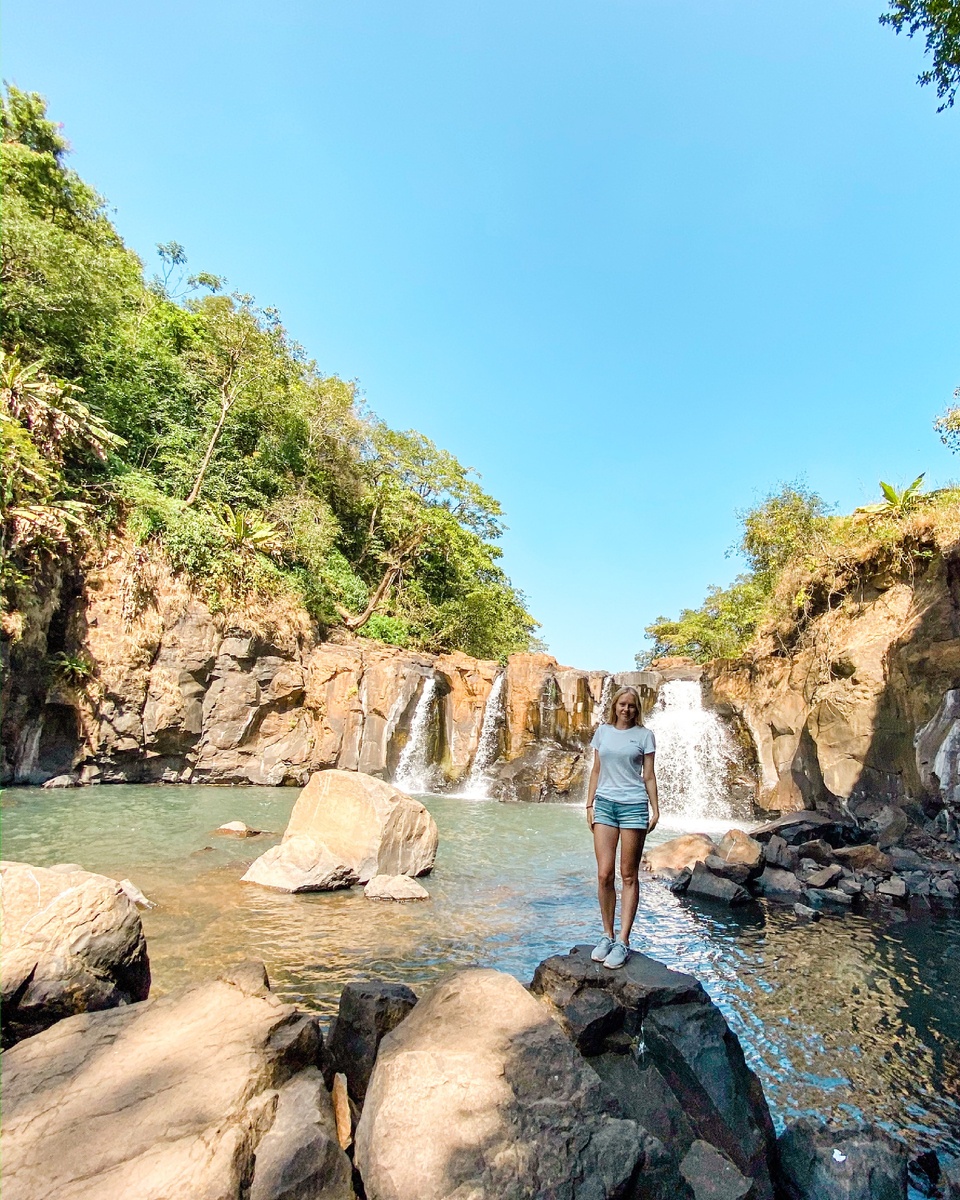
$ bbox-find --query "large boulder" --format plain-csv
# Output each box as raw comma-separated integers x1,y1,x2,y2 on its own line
776,1118,908,1200
0,860,150,1047
354,967,648,1200
243,770,438,893
325,981,418,1104
531,946,778,1200
0,961,353,1200
645,833,718,874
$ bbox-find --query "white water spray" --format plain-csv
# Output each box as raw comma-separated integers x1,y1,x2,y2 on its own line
462,674,506,798
594,674,614,725
394,677,438,794
646,679,743,823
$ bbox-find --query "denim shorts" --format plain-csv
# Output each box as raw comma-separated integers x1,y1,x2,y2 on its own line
593,794,649,830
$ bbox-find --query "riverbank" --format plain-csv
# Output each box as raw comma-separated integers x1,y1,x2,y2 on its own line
3,782,959,1160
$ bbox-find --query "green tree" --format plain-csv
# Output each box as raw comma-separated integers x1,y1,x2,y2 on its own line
880,0,960,110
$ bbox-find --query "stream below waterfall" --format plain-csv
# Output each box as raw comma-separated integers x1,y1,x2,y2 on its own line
2,782,959,1166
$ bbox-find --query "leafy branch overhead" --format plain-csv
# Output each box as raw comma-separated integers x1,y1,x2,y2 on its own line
0,86,538,660
880,0,960,110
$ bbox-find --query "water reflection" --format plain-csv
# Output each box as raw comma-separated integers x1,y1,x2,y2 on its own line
2,784,958,1155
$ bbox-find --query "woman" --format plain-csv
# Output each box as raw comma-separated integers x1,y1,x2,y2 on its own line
586,685,659,969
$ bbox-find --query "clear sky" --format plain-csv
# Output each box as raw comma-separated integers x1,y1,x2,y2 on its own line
4,1,959,671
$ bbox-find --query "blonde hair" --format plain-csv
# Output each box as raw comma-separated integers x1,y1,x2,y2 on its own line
605,685,644,727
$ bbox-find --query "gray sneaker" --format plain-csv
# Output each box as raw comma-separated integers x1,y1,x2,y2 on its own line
591,935,615,962
603,940,629,970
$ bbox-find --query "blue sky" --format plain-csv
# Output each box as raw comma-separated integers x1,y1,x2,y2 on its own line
5,0,959,670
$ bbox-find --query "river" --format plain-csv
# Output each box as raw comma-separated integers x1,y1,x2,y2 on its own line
2,782,959,1164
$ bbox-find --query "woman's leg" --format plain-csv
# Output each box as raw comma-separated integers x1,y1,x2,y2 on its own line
618,829,647,945
593,822,620,938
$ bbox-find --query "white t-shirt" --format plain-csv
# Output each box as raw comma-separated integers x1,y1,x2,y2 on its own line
590,723,656,803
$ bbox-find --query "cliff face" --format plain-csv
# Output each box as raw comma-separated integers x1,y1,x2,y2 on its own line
0,546,624,797
705,544,960,834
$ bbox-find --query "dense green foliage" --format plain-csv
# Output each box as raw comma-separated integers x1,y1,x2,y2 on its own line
0,88,537,659
880,0,960,110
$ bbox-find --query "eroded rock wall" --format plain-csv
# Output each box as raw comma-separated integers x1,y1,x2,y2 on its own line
705,546,960,829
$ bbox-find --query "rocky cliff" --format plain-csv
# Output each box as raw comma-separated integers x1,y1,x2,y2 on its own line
1,544,653,798
705,539,960,841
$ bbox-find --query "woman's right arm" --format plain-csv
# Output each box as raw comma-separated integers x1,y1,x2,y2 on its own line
586,750,600,828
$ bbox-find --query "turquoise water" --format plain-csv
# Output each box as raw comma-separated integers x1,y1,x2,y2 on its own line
2,784,959,1159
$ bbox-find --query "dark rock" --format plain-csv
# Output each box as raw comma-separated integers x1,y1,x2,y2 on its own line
704,855,753,886
659,866,693,894
942,1156,960,1199
754,866,805,899
531,946,777,1200
765,835,799,871
776,1118,908,1199
325,981,417,1104
751,812,861,849
887,847,927,869
680,1139,755,1199
833,844,893,873
817,888,854,906
796,838,837,865
687,861,753,905
805,865,843,889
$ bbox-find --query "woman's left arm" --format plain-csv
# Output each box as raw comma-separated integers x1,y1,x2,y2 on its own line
643,753,659,832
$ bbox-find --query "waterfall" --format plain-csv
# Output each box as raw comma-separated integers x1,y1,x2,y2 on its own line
594,674,614,726
645,679,744,824
462,674,506,798
394,677,438,794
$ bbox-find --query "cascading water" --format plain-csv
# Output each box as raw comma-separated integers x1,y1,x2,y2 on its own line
394,677,438,794
645,679,746,823
594,674,614,725
462,674,506,798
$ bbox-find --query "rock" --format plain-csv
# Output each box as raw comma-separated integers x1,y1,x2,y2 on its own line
242,836,360,893
837,878,862,896
776,1117,908,1200
0,860,150,1048
118,878,157,908
325,981,418,1105
796,838,837,865
942,1156,960,1200
680,1139,755,1199
659,865,692,893
530,946,777,1199
363,874,429,901
216,820,263,837
42,773,78,788
704,854,753,886
645,833,718,873
717,829,766,875
817,888,854,906
793,902,821,920
354,967,645,1200
751,812,861,849
331,1073,352,1150
687,861,753,905
877,877,907,899
245,770,438,895
754,866,805,899
1,963,352,1200
765,834,799,871
805,865,843,889
249,1068,355,1200
833,844,893,873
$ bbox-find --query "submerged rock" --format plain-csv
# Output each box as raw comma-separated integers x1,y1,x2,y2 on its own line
1,961,353,1200
354,967,646,1200
215,820,264,837
0,860,150,1048
243,770,438,894
776,1118,908,1200
363,875,429,901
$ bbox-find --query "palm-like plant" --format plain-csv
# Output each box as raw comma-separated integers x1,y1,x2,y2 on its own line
855,474,927,519
211,503,285,557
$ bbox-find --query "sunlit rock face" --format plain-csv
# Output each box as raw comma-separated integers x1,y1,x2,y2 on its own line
705,544,960,823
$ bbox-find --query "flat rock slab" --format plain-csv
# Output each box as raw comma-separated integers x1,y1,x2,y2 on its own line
364,875,429,901
354,967,646,1200
0,860,150,1048
1,963,353,1200
751,812,860,849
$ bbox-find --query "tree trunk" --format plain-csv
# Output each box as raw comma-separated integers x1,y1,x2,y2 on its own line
335,533,421,631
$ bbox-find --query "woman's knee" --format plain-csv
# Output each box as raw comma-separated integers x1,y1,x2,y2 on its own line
620,870,638,888
597,866,616,889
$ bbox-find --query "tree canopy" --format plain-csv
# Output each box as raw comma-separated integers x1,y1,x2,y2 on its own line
0,86,538,660
880,0,960,110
